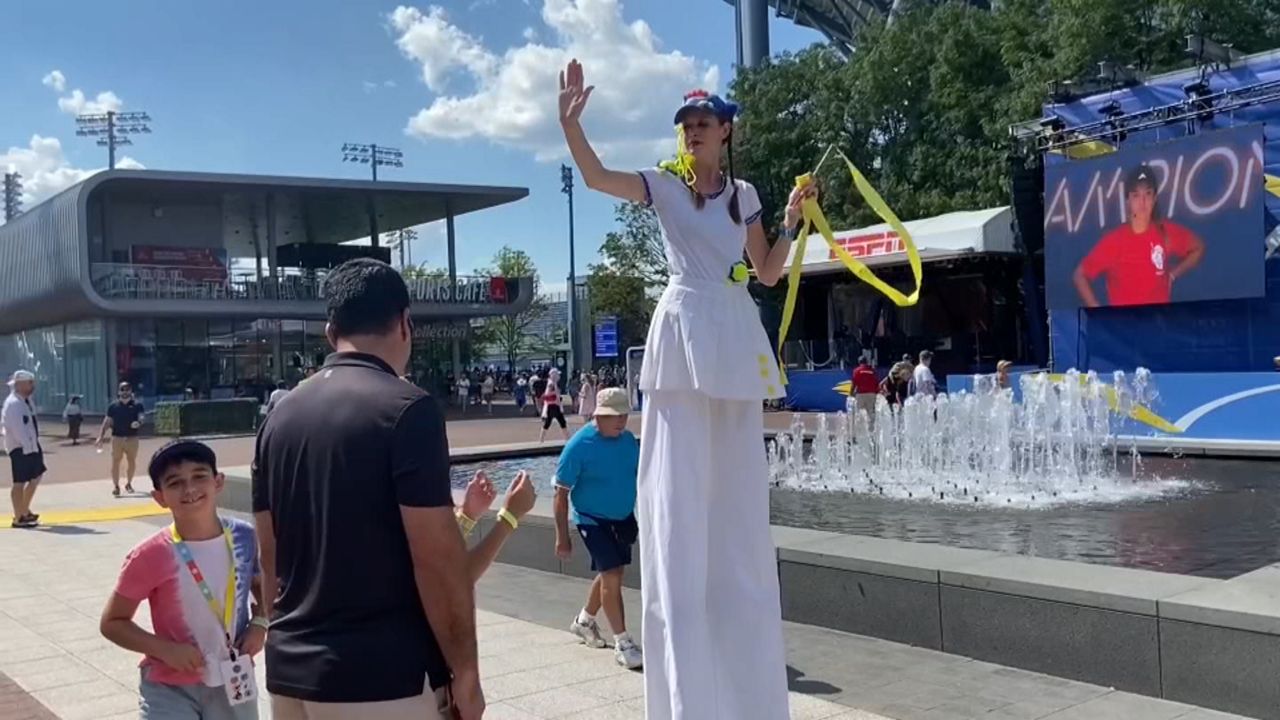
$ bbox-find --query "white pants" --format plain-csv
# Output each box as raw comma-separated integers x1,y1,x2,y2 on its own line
637,391,790,720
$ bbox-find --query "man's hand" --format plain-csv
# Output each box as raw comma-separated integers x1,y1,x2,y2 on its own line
461,471,497,521
238,625,267,657
157,641,205,674
502,470,536,520
450,667,485,720
555,534,572,560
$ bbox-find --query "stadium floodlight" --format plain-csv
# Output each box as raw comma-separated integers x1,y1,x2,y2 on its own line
3,172,23,222
75,110,152,169
340,143,404,181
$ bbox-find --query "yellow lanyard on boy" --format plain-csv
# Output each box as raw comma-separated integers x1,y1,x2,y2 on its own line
777,148,924,383
170,523,238,653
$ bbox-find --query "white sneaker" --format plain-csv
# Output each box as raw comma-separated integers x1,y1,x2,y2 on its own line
615,638,643,669
570,617,607,648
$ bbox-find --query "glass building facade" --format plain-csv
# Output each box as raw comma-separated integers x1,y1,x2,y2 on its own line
0,316,477,415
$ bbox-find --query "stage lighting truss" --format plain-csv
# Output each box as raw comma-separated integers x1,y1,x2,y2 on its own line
1011,77,1280,157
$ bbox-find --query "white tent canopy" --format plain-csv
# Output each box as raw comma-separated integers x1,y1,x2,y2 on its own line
782,206,1017,276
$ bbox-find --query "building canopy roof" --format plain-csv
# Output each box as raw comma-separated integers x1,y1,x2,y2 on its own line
80,169,528,245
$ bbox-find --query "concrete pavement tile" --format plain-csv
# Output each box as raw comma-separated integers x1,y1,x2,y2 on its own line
27,618,102,644
0,642,66,667
41,690,138,720
5,654,105,693
1039,692,1197,720
564,671,645,702
504,686,614,718
826,712,896,720
482,644,587,679
481,702,544,719
484,670,564,703
30,676,129,711
787,691,854,719
1172,710,1256,720
558,698,645,720
55,635,118,657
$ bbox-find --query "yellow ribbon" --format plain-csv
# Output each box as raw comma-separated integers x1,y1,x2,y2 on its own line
777,149,924,384
657,125,697,189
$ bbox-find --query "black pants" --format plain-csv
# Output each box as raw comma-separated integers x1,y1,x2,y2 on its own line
68,416,82,441
542,404,567,429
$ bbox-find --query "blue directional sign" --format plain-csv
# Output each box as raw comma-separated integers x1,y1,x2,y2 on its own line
594,316,619,358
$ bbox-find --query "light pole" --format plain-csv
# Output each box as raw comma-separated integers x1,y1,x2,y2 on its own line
76,111,151,169
2,172,22,222
561,165,578,377
342,143,404,249
341,143,403,182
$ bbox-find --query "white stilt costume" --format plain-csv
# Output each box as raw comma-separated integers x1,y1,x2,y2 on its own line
635,166,790,719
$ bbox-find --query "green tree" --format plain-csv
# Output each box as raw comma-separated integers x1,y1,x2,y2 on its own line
586,202,668,348
473,247,551,372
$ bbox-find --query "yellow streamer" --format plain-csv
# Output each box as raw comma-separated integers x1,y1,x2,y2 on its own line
1046,374,1182,434
1266,173,1280,199
657,125,697,189
777,149,924,384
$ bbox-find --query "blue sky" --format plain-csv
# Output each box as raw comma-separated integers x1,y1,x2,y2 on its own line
2,0,820,292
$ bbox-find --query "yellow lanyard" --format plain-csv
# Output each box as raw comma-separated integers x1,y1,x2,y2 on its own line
778,148,924,383
169,523,237,639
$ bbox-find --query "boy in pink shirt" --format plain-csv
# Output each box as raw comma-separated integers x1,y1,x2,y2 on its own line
100,440,266,719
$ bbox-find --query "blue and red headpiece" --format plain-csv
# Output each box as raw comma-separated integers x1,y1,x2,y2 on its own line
673,89,739,124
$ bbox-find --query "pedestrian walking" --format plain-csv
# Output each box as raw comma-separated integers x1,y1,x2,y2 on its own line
555,388,642,670
63,395,84,445
578,373,598,421
456,373,471,414
539,368,569,443
4,370,44,528
265,381,289,415
97,381,145,497
481,373,495,415
515,374,529,414
851,356,879,428
252,259,482,719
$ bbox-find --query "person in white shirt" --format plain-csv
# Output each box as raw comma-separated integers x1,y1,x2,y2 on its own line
4,370,45,528
456,374,471,414
265,380,290,414
911,350,938,398
481,374,495,415
560,62,803,718
63,395,84,445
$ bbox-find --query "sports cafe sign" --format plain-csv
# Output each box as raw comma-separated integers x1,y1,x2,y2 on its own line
403,276,509,304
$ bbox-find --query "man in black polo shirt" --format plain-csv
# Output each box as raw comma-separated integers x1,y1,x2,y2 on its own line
95,381,145,496
253,259,481,720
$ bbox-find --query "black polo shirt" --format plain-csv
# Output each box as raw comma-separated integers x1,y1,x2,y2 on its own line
106,400,144,437
252,351,454,703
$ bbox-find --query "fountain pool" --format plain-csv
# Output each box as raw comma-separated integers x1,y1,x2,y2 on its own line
451,371,1280,579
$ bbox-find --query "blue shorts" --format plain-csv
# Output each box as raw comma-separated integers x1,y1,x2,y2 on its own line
140,669,259,720
577,515,638,573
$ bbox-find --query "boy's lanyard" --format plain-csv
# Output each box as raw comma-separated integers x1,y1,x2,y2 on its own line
170,523,238,658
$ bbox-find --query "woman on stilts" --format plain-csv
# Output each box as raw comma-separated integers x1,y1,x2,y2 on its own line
559,59,812,719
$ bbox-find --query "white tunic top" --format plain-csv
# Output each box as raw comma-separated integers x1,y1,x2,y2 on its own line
637,168,784,401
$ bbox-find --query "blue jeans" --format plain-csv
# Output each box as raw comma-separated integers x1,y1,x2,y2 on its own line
140,670,259,720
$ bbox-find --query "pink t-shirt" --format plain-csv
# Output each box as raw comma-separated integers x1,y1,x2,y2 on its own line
114,517,259,687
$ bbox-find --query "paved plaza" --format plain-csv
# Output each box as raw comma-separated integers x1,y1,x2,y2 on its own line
0,478,1251,720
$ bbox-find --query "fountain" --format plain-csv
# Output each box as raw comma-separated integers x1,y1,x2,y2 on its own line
767,369,1194,508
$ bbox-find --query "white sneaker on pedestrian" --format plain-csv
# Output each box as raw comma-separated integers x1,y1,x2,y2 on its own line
615,638,643,669
569,617,607,648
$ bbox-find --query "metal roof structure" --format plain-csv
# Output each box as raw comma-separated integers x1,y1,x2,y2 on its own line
0,169,531,333
725,0,990,57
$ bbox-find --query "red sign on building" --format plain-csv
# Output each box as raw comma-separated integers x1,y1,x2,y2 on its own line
827,231,905,261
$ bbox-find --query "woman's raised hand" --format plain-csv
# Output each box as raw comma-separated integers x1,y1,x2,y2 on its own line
558,59,594,125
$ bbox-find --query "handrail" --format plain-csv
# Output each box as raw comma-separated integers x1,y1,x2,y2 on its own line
89,263,516,304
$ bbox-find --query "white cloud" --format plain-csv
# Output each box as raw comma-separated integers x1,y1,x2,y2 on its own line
522,26,538,41
0,135,143,212
57,89,124,116
390,0,719,166
42,71,125,116
41,70,66,92
384,79,398,88
363,81,380,93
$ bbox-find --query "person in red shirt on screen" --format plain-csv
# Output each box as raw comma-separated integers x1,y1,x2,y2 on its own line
1073,165,1205,307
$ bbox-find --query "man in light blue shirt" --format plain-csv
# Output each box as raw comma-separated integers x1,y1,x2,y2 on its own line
554,387,642,669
